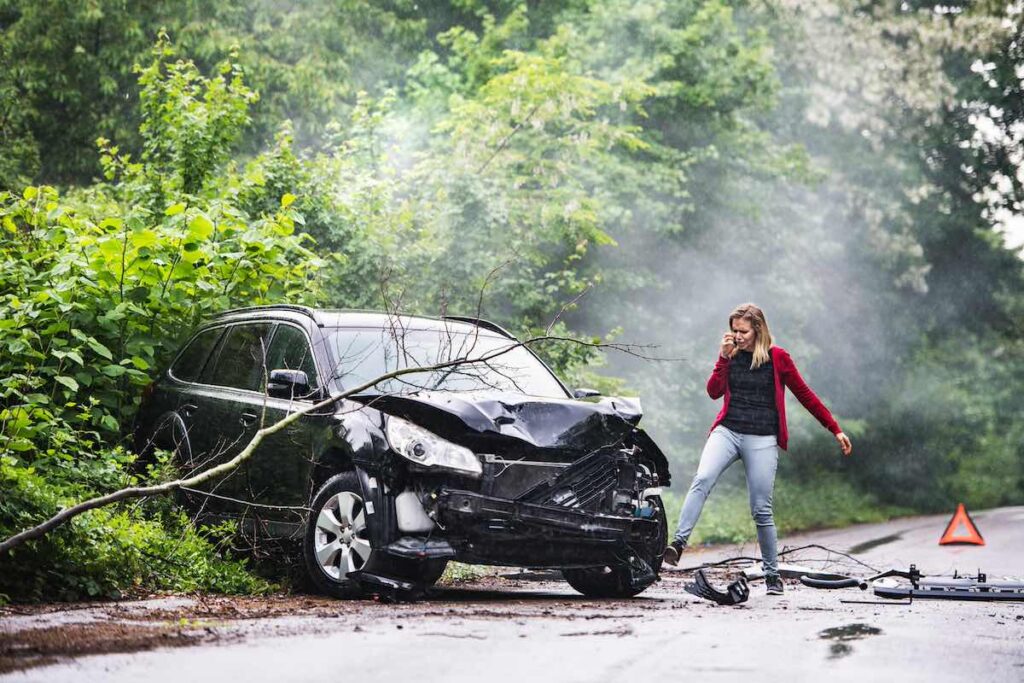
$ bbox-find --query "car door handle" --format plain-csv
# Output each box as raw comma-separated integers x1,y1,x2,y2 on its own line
240,412,258,426
180,403,197,418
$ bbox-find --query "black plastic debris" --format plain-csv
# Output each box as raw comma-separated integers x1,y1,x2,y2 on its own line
684,569,749,605
385,536,457,560
625,554,657,592
346,570,425,603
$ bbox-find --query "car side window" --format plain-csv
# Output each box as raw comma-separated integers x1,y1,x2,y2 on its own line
264,325,319,390
208,323,275,391
170,327,223,383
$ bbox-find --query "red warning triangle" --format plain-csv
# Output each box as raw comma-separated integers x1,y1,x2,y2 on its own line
938,503,985,546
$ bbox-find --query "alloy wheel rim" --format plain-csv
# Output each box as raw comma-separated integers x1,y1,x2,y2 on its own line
313,491,371,581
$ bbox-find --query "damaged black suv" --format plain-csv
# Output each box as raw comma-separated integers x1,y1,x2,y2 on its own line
134,305,671,599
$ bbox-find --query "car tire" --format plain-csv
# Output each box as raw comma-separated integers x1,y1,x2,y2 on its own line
563,495,667,598
135,414,199,512
303,472,447,599
133,413,190,471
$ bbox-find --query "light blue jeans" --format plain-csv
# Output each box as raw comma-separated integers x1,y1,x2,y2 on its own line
673,425,780,576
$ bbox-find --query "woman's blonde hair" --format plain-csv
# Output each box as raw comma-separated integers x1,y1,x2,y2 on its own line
729,303,773,369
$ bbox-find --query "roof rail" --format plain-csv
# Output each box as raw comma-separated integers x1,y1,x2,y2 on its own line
214,304,321,325
442,315,516,339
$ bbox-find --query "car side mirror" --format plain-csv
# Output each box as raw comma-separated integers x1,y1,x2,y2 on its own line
573,388,601,399
268,369,310,399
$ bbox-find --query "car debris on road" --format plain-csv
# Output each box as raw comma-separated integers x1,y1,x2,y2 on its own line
800,564,1024,602
683,569,750,605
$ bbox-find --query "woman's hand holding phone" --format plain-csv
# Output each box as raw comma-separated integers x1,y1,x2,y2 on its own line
719,331,739,359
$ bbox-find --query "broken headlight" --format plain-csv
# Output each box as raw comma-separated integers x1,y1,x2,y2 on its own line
385,416,482,477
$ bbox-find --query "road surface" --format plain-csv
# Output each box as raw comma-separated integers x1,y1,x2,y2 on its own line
2,506,1023,682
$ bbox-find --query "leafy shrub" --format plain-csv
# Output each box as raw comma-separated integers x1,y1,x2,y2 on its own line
0,38,319,602
0,454,270,603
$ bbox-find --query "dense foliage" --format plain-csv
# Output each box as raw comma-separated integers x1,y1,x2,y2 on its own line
0,39,319,600
1,0,1022,599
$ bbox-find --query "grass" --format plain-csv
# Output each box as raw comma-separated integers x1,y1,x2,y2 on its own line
660,472,909,546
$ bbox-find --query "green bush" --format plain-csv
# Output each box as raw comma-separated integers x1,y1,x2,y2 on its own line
0,454,270,603
0,38,318,602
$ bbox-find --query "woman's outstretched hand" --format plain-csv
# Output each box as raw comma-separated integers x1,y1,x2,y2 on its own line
835,432,853,456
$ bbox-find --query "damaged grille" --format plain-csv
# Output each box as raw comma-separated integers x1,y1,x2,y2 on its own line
479,455,570,500
516,448,633,512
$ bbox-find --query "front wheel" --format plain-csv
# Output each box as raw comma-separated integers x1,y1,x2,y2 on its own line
303,472,447,599
563,496,667,598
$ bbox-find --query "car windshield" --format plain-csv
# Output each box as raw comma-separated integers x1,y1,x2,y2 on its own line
324,327,567,398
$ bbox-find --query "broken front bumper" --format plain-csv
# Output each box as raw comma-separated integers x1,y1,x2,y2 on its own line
427,488,661,567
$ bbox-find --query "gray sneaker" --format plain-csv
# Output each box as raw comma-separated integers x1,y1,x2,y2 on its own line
766,574,784,595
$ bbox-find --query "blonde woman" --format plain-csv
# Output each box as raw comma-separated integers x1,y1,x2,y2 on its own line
662,303,853,595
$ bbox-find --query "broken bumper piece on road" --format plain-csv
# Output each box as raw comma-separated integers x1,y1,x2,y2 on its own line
684,569,750,605
345,571,426,603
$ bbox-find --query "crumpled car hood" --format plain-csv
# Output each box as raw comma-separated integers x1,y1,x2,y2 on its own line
354,390,645,455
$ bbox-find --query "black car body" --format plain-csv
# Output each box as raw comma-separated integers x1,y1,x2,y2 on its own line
134,305,672,599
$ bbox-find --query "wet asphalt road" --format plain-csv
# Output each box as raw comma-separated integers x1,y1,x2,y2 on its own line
2,506,1023,682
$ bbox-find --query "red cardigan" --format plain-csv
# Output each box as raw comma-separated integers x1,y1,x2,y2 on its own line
707,346,841,450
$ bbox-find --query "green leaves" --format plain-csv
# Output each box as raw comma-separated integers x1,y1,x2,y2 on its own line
0,36,323,465
136,34,258,195
70,329,113,361
0,32,323,602
0,454,272,601
101,364,127,378
89,341,114,361
187,212,214,240
55,376,79,392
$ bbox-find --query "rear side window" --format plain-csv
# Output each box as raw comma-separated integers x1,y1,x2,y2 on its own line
265,325,319,390
170,328,223,383
208,323,275,391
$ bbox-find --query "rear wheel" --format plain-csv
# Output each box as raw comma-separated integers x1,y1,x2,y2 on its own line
134,413,191,472
563,496,667,598
303,472,446,599
136,414,198,512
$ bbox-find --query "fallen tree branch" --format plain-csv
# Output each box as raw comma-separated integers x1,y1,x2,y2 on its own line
178,487,311,512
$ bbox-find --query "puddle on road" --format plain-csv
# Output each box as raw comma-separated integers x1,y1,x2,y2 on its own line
848,533,902,554
818,623,883,660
